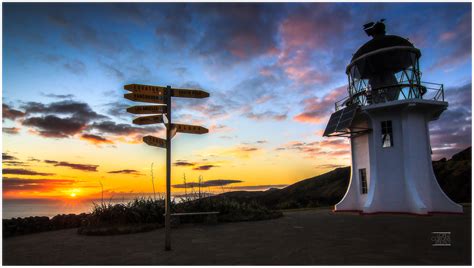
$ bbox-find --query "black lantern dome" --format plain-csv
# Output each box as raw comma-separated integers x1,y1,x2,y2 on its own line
343,20,425,108
349,35,417,64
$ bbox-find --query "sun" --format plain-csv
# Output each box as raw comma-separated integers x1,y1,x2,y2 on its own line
67,188,81,198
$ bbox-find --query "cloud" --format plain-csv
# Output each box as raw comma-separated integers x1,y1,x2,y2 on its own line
219,145,262,159
173,179,242,188
293,85,346,123
428,83,471,159
80,133,114,145
41,93,75,99
3,127,20,135
276,138,350,159
317,163,346,170
2,153,17,161
89,120,160,135
229,184,288,191
3,168,54,176
3,177,77,192
44,160,99,172
244,110,287,121
2,153,28,167
277,4,352,85
431,12,471,70
192,164,218,171
63,59,86,75
23,115,87,138
173,160,195,167
87,120,162,144
3,104,25,121
100,61,125,79
107,169,141,175
20,100,108,138
21,100,106,122
209,124,233,134
154,4,282,64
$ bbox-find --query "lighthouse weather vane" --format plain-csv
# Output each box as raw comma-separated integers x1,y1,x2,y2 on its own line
124,83,210,251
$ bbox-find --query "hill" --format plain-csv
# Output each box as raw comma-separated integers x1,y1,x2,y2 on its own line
211,147,471,209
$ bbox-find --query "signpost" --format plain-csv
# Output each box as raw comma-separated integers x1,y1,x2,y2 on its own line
124,83,209,98
126,105,167,114
172,123,209,134
124,93,166,104
133,115,164,125
143,135,167,148
124,84,209,251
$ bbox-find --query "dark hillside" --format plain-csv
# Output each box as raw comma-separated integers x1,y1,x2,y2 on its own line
433,147,471,203
211,147,471,209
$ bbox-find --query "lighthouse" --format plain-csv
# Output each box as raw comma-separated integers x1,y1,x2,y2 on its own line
323,20,463,214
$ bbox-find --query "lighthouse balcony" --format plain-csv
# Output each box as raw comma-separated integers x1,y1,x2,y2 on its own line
335,81,444,111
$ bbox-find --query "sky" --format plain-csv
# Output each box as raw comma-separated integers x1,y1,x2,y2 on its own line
2,2,472,202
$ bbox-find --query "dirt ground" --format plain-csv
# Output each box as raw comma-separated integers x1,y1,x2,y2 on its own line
3,206,471,265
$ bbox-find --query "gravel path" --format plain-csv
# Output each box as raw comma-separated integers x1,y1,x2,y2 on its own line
3,207,471,265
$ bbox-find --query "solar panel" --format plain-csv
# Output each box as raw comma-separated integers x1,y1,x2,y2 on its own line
323,105,358,136
323,109,343,136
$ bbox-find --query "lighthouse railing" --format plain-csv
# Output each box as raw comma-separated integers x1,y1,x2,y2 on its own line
335,82,444,111
422,81,444,101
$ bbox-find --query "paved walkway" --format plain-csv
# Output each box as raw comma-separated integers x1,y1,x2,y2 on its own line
3,207,471,265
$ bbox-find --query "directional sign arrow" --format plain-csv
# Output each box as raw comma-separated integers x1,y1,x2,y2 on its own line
171,89,209,99
124,84,209,99
127,105,167,115
133,115,164,125
124,93,166,104
124,84,168,94
143,135,166,148
172,123,209,134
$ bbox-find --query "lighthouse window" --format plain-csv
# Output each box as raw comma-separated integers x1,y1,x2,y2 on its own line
359,168,368,194
381,120,393,148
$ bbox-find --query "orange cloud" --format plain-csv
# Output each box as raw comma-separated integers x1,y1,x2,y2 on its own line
80,133,114,145
276,138,349,159
293,85,346,123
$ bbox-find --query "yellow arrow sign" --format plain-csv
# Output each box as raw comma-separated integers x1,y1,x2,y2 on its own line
143,135,166,148
172,123,208,134
124,93,166,104
127,105,167,115
133,115,164,125
124,84,209,99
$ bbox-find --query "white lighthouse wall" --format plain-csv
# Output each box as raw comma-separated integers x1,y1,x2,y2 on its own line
335,117,370,211
363,110,411,213
334,100,462,214
362,102,461,214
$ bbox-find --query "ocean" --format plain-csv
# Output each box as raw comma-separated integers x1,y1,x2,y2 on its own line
3,199,111,219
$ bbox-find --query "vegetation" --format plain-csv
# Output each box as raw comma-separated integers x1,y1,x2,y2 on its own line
3,214,88,238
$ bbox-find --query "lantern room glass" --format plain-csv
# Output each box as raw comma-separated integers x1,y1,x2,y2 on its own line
347,49,424,106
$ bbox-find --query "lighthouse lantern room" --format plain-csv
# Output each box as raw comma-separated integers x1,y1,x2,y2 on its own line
324,20,462,214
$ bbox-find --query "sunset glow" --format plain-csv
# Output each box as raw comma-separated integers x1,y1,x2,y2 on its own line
2,3,471,208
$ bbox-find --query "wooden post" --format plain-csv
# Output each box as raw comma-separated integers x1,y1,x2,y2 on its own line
165,85,172,251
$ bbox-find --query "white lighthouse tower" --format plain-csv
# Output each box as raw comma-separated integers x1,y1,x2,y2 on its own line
324,20,462,214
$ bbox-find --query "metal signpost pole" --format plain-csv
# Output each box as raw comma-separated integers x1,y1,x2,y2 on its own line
165,85,172,251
